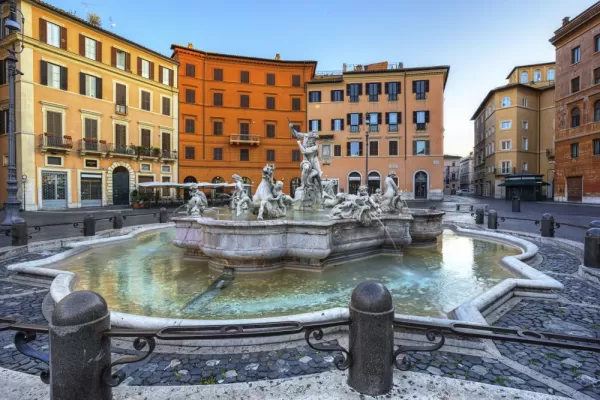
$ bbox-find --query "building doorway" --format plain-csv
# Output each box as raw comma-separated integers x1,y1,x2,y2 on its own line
41,171,68,209
567,176,582,202
414,171,428,199
112,167,130,205
348,172,362,195
368,171,381,194
81,173,102,207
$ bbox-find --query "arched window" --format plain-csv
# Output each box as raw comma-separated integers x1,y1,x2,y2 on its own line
501,97,511,108
414,171,428,199
571,107,580,128
594,101,600,122
520,71,529,83
290,177,301,198
534,70,542,82
367,171,381,194
547,68,555,81
348,172,361,195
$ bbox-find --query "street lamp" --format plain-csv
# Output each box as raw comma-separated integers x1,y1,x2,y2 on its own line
364,117,370,189
1,0,25,227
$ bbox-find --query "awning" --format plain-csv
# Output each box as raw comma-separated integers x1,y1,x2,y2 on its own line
137,182,250,189
498,181,549,187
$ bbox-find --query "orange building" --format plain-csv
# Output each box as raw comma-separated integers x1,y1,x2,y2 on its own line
171,44,316,194
307,62,449,199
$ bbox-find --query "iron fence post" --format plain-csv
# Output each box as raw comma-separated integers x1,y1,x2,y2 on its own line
50,291,111,400
584,228,600,269
112,212,123,230
348,281,394,396
11,222,28,246
487,210,498,229
541,213,555,237
475,207,484,224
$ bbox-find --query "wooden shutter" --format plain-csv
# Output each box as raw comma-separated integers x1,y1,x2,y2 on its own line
0,109,5,134
385,112,389,124
79,34,85,56
96,40,102,62
346,142,351,156
40,60,48,85
125,52,131,71
398,112,402,124
346,113,351,125
137,57,142,75
358,113,363,125
425,111,430,123
413,141,417,155
79,72,86,95
384,83,389,95
331,119,335,131
39,18,47,43
330,90,335,101
425,80,430,92
116,125,126,146
141,129,151,148
358,83,363,95
413,111,417,123
397,81,401,93
111,47,116,67
317,120,321,131
340,119,344,130
377,83,382,94
159,66,164,83
358,141,363,156
425,141,430,154
346,84,350,95
96,77,102,99
412,81,416,93
60,66,68,90
377,113,382,124
60,26,67,49
149,62,154,80
162,133,171,152
55,111,62,137
169,69,174,86
116,84,126,105
0,61,4,85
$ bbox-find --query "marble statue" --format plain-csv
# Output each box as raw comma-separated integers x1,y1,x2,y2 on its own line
330,185,381,226
322,181,338,208
230,174,252,217
380,172,405,213
251,164,293,220
290,123,322,208
186,183,208,216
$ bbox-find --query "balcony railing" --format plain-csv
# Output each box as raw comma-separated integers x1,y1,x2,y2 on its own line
546,148,555,160
349,95,359,103
368,95,379,102
39,134,73,152
161,150,177,160
416,123,427,131
230,134,260,145
415,93,427,100
107,144,137,157
388,124,399,132
388,94,398,101
368,124,379,133
349,125,360,133
79,139,108,155
115,104,128,115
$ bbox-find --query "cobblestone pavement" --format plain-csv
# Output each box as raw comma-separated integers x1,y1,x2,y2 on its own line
1,229,599,398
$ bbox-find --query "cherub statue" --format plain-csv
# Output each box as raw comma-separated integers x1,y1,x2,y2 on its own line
186,183,208,216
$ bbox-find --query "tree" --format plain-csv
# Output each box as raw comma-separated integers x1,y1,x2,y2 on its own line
87,12,101,27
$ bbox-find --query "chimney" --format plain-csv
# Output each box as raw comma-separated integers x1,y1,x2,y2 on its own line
187,42,194,48
275,53,281,60
562,17,570,26
343,63,347,72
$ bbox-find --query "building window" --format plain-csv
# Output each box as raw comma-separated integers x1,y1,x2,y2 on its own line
266,73,275,86
266,96,275,110
522,162,528,172
239,149,249,161
292,149,301,162
413,80,428,100
140,128,151,149
387,112,399,132
308,91,321,103
213,121,223,136
386,82,400,101
310,119,321,132
266,124,275,138
595,100,600,121
240,123,249,136
534,70,541,82
593,139,600,155
185,89,195,104
548,68,555,81
520,71,528,83
367,82,380,102
240,95,249,108
571,107,580,127
185,146,195,160
47,156,62,166
115,50,126,70
332,119,343,131
349,113,361,132
84,37,97,60
162,97,171,116
572,46,581,64
595,68,600,85
522,137,528,150
42,61,66,90
389,141,398,156
368,113,380,132
501,140,511,150
213,92,223,106
500,121,512,130
161,67,171,85
46,21,61,47
501,161,511,174
213,148,223,160
501,97,511,107
331,90,343,102
185,119,195,134
348,142,362,156
292,74,301,87
240,70,249,83
334,144,341,156
522,97,528,107
572,77,580,93
291,98,301,111
141,91,151,111
214,68,223,81
348,83,361,102
571,143,579,158
80,73,101,99
522,120,528,130
413,140,429,155
266,149,275,162
414,111,428,131
141,59,150,79
186,64,195,77
369,141,379,156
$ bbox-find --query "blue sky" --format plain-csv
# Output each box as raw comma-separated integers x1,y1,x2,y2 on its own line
50,0,592,157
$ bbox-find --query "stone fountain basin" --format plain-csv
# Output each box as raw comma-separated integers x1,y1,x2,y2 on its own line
172,214,414,272
409,209,446,245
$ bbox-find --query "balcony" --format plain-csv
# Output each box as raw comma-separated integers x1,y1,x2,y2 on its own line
368,95,379,102
230,134,260,145
388,124,399,132
416,123,427,131
349,125,360,133
107,144,137,158
368,124,379,133
388,94,399,101
546,148,555,161
415,93,427,100
136,147,160,159
79,139,108,156
161,150,177,162
115,104,128,115
349,95,360,103
39,134,73,153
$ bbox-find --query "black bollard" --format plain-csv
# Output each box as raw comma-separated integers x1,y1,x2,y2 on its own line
512,196,521,212
487,210,498,229
159,207,168,223
112,212,123,229
469,205,474,212
50,291,111,400
456,204,460,211
475,207,484,224
11,222,28,246
584,228,600,269
83,214,96,236
349,281,394,396
541,213,555,237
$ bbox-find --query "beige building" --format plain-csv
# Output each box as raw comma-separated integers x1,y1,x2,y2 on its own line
471,63,555,200
306,62,449,199
443,155,461,195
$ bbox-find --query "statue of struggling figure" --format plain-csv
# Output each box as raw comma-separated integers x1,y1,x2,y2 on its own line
289,122,323,206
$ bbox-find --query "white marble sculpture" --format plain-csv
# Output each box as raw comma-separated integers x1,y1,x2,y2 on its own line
290,123,322,208
230,174,252,217
380,172,405,213
323,181,339,208
330,184,381,226
186,183,208,216
251,164,293,220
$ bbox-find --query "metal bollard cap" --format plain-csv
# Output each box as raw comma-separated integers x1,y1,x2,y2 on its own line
586,228,600,238
52,291,108,326
350,281,393,313
590,220,600,228
488,209,497,215
542,213,553,219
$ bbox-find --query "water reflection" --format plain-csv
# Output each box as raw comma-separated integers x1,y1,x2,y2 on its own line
57,229,519,319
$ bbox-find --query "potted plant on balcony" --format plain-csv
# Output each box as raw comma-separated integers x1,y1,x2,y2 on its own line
63,135,73,148
151,146,161,158
43,132,53,137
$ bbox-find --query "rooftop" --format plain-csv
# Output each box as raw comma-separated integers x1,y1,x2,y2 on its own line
470,82,554,120
550,1,600,44
505,62,555,79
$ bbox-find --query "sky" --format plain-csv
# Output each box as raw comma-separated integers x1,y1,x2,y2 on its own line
49,0,593,157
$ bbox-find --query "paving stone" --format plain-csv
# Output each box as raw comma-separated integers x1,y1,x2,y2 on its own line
244,363,259,371
205,359,220,367
426,366,443,376
561,358,583,368
469,365,488,376
299,356,312,364
225,370,238,378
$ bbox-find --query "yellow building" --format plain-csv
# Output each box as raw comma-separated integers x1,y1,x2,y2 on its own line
307,62,449,199
471,63,555,200
0,0,178,209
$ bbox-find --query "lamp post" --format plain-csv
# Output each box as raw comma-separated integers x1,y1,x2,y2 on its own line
1,0,25,227
364,118,370,189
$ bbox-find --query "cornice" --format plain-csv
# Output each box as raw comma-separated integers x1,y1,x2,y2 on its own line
550,2,600,45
